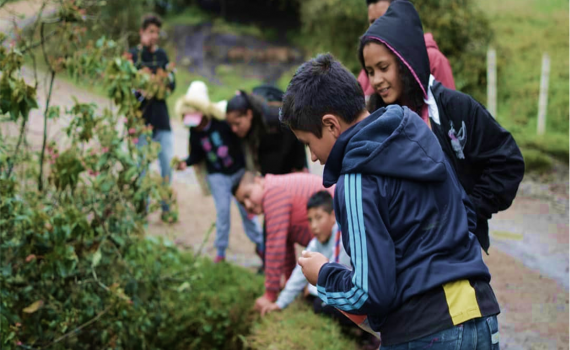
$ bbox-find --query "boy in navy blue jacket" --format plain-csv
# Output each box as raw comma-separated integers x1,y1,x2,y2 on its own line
279,53,501,348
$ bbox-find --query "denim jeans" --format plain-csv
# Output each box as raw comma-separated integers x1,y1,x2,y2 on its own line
207,169,263,256
136,130,174,212
381,316,500,350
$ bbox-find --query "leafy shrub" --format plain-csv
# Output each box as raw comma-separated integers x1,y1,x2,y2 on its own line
248,300,359,350
1,2,262,349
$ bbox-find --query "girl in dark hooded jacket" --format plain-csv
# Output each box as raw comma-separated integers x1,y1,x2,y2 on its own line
359,0,524,253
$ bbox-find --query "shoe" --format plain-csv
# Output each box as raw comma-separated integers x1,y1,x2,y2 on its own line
214,255,226,263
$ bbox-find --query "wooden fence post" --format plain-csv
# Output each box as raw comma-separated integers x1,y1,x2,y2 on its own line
487,48,497,118
537,52,550,135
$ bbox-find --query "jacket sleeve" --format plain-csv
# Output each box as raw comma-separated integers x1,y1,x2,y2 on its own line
263,190,293,301
317,173,396,316
275,238,318,309
463,98,525,220
186,129,205,166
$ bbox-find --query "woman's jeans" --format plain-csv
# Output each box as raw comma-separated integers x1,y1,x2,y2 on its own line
207,169,263,256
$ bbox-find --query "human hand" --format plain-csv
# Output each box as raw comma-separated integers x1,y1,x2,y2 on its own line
260,302,281,317
298,251,328,286
177,161,187,171
254,296,272,313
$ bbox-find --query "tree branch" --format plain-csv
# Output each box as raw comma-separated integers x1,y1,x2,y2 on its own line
6,116,27,178
45,305,112,348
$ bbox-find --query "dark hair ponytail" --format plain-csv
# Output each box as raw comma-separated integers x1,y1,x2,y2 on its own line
358,37,424,114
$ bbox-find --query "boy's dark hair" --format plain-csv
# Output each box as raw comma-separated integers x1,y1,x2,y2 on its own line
358,37,424,114
280,53,366,138
307,190,334,214
366,0,392,5
141,14,162,30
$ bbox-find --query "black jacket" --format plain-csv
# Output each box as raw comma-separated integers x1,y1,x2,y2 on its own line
186,119,245,175
129,46,176,131
427,81,525,251
363,0,525,252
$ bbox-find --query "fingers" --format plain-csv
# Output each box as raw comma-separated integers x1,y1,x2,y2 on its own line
298,256,308,268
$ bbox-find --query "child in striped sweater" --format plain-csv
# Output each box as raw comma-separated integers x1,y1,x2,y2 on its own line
232,172,332,308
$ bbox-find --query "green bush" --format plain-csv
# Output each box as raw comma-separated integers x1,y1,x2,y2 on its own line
1,234,263,349
296,0,492,101
248,300,359,350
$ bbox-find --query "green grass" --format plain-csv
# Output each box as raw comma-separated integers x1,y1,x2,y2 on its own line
248,300,359,350
477,0,569,167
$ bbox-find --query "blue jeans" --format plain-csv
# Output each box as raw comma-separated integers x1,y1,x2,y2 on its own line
207,169,263,256
137,130,174,212
381,316,500,350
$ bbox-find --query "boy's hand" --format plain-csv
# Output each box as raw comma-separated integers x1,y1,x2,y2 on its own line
298,251,328,286
260,302,281,317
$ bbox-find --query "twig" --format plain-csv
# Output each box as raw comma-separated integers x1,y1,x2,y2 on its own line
45,305,112,348
194,222,215,259
37,21,56,192
7,117,27,178
20,31,58,54
38,69,55,192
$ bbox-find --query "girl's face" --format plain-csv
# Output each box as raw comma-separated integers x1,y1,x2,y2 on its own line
363,42,403,105
226,109,253,138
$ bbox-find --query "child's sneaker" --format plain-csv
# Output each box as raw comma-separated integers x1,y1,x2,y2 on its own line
214,255,226,263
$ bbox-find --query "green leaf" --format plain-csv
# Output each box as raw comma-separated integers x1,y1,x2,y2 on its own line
22,300,44,313
92,248,102,268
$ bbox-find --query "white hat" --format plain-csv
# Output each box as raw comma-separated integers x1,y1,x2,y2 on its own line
174,80,226,122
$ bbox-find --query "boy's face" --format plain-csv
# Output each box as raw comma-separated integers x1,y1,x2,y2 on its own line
307,207,336,244
140,24,160,48
368,1,390,26
234,178,264,215
292,118,339,165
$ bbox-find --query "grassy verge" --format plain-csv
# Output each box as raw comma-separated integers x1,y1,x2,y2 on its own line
477,0,569,171
248,300,360,350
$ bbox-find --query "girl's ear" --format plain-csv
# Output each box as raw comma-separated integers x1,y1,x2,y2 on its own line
322,114,342,138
